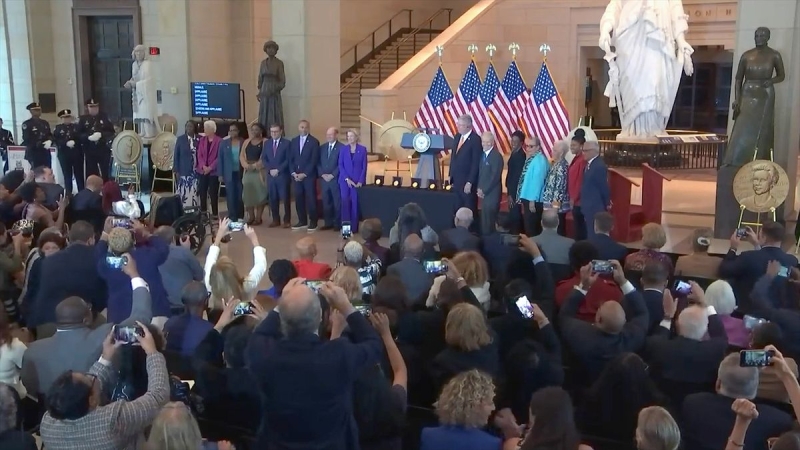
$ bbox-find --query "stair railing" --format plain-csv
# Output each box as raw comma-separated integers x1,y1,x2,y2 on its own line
340,9,413,82
340,8,453,94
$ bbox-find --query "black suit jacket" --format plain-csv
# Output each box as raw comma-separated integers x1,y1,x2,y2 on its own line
70,189,102,211
590,233,629,263
289,134,320,178
505,148,526,201
719,246,798,312
449,131,481,188
439,226,480,257
30,243,107,328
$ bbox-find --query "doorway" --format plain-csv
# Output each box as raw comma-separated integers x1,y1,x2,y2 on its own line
87,16,134,124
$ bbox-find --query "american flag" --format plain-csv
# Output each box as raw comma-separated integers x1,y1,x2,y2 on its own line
490,61,528,154
413,66,456,136
479,63,510,153
525,62,570,157
449,60,491,135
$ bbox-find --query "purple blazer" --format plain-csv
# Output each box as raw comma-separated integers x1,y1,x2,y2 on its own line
196,134,222,176
338,143,367,188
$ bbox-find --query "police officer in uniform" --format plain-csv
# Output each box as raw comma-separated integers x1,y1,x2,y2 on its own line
77,98,115,181
53,109,84,193
0,117,15,173
21,102,53,169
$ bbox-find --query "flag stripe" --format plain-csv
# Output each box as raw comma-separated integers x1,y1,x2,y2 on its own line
523,62,570,157
413,66,456,136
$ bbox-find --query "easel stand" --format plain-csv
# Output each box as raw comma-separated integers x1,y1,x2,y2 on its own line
736,147,777,232
382,156,413,181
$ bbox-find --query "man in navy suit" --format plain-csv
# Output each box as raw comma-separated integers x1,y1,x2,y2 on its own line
579,141,611,239
318,127,342,231
289,120,320,231
262,123,292,228
449,114,481,213
589,211,629,262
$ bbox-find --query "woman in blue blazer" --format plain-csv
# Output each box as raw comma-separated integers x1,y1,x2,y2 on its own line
173,120,200,208
217,122,245,221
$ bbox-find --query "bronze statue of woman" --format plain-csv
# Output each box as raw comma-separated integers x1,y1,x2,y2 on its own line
257,40,286,129
723,27,785,167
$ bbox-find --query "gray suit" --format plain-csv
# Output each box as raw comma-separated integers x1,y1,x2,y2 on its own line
477,148,504,235
533,228,575,265
387,258,432,307
21,278,153,397
318,140,342,228
439,226,481,256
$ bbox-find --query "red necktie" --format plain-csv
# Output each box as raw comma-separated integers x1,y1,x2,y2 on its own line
273,140,278,156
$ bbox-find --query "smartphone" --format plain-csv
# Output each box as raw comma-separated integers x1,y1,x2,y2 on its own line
228,221,245,232
341,222,352,239
778,266,790,277
106,255,127,269
304,280,324,294
736,227,749,238
500,233,521,246
112,217,133,229
590,260,614,274
113,325,144,345
743,315,768,330
515,295,534,319
233,302,252,316
739,349,775,367
423,260,448,275
354,304,371,316
672,280,692,296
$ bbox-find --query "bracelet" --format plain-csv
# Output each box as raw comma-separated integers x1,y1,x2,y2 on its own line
728,438,744,448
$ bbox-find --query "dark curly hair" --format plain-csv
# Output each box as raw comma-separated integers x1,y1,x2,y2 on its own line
571,127,586,145
17,182,40,203
46,371,93,420
568,240,599,273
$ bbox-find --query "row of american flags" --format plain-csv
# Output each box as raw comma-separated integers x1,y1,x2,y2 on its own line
413,59,570,158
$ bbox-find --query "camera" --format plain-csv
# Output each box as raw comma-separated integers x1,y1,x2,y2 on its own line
500,234,520,246
228,221,245,232
106,255,128,269
739,349,775,367
341,222,352,239
590,260,614,274
112,218,133,229
233,302,252,316
423,260,447,275
113,325,145,345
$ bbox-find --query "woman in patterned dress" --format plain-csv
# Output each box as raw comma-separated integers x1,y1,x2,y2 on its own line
173,120,200,208
541,140,570,236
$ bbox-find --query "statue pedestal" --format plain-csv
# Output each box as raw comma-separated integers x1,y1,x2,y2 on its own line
616,134,660,144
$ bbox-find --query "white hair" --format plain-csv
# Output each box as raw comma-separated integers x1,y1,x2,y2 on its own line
481,131,495,142
718,354,759,399
343,241,363,266
704,280,736,315
203,120,217,133
553,140,569,157
455,207,473,227
458,114,473,126
131,44,146,58
677,306,708,341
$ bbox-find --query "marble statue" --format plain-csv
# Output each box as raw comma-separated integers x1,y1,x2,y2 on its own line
599,0,694,141
723,27,785,167
124,45,159,139
257,40,286,129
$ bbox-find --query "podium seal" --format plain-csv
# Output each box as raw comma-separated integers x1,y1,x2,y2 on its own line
413,132,432,153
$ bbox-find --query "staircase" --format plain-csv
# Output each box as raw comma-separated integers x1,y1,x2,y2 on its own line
340,9,453,135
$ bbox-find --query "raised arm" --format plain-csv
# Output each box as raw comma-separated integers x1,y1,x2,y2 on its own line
243,225,267,294
118,254,153,325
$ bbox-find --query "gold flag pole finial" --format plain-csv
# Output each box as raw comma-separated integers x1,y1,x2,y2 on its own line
467,44,478,59
539,43,551,61
485,44,496,60
509,43,520,60
435,45,445,64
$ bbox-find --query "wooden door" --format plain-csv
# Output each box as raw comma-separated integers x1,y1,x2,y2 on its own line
87,16,134,124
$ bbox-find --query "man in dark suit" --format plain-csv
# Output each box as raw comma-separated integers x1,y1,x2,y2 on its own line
681,353,793,450
504,130,527,234
639,262,669,334
262,123,292,228
439,207,480,257
318,126,342,231
21,252,152,397
579,141,610,239
558,259,648,381
246,279,382,449
289,120,320,231
449,114,481,213
28,221,107,337
589,211,629,262
477,132,504,235
387,234,433,307
70,175,103,212
719,221,798,312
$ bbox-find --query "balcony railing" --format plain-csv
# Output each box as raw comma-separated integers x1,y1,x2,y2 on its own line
595,129,727,170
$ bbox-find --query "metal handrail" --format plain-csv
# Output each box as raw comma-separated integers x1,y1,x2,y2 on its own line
340,8,453,93
340,9,413,75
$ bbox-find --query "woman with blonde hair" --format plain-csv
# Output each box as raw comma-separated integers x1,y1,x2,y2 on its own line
635,406,681,450
427,251,490,310
146,402,232,450
205,218,267,309
329,266,362,304
338,129,367,232
431,303,498,393
624,223,674,275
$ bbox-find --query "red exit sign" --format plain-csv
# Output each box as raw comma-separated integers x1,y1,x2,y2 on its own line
149,47,160,56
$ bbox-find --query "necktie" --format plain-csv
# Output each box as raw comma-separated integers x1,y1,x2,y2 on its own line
273,140,278,157
300,137,305,156
457,136,465,152
328,143,333,158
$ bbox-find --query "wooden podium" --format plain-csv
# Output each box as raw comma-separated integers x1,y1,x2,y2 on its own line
609,163,671,242
641,163,671,224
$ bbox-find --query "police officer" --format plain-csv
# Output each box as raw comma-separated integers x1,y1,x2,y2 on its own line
53,109,84,193
21,102,53,169
77,98,115,181
0,117,15,173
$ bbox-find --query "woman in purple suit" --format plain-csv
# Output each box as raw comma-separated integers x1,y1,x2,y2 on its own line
338,129,367,232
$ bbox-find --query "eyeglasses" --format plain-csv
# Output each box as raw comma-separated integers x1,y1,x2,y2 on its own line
525,144,539,148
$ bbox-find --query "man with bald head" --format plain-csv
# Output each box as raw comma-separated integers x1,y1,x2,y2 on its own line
558,259,648,381
476,131,504,235
318,126,342,231
579,140,611,239
387,233,433,306
70,175,104,212
292,236,332,279
246,279,382,449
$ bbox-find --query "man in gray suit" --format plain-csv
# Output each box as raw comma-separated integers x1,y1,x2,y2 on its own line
387,234,433,307
533,210,575,265
439,207,481,257
21,252,153,398
477,132,504,235
318,126,342,231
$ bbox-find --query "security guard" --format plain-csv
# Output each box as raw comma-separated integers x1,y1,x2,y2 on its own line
77,98,114,181
53,109,84,193
21,102,53,169
0,117,15,173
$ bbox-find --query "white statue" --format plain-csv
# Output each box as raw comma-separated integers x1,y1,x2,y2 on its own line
124,45,159,138
599,0,694,141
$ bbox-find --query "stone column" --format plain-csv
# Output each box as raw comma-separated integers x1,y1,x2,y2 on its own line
0,0,36,139
714,0,800,238
271,0,340,137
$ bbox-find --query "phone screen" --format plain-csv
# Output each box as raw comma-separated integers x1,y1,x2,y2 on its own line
736,227,749,238
743,315,768,330
423,260,447,274
590,260,613,274
112,218,133,229
501,234,520,246
304,280,324,293
515,296,534,319
113,325,144,345
341,222,352,239
673,280,692,296
739,349,774,367
228,221,245,232
233,302,252,316
354,304,371,316
778,266,790,277
106,255,126,269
